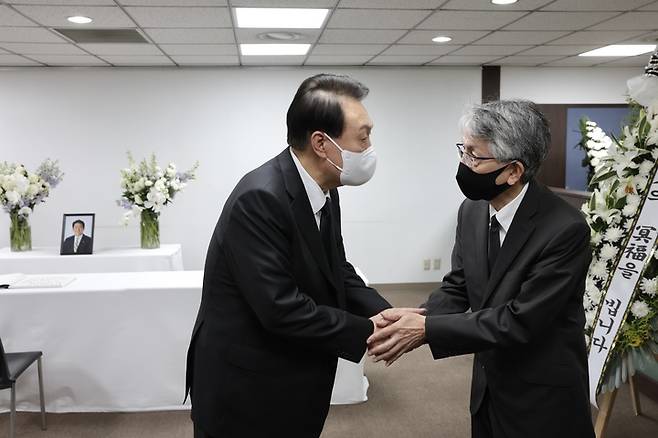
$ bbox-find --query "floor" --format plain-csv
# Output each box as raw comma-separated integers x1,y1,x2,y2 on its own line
1,284,657,437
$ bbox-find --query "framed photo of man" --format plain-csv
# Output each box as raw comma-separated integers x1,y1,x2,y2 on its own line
60,213,95,255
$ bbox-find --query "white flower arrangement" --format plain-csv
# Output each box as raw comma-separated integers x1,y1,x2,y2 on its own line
0,159,64,218
581,102,658,377
577,118,614,187
117,152,198,225
585,120,614,171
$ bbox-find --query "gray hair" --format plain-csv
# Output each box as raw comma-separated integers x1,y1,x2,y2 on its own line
459,99,550,183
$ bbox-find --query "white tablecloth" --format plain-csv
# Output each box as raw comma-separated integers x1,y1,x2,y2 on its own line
0,270,369,413
0,245,184,274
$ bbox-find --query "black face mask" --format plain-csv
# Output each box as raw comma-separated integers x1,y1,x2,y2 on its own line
456,162,512,201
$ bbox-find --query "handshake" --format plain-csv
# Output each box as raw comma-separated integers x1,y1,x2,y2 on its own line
367,307,427,367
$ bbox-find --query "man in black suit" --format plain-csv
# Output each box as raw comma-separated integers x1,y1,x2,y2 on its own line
61,219,92,255
186,74,419,438
368,100,595,438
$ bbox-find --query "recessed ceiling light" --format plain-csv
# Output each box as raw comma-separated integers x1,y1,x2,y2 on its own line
579,44,656,57
432,36,452,43
67,16,93,24
491,0,519,5
235,8,329,29
240,43,311,56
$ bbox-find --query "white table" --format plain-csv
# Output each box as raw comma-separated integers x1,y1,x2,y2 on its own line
0,244,184,275
0,270,369,413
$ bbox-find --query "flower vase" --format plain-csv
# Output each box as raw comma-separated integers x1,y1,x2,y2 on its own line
10,212,32,252
140,209,160,249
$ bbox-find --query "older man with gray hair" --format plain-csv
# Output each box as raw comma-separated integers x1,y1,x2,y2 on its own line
368,100,595,438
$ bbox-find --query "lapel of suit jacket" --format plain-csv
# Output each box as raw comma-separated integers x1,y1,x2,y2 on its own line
277,149,339,292
481,180,539,308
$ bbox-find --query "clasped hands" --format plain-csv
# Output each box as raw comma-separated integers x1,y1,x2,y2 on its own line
367,307,427,367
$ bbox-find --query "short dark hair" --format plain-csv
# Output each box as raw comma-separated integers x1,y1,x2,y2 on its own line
72,219,85,229
286,74,369,150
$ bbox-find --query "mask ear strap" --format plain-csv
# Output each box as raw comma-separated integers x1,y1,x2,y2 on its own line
326,157,343,172
323,133,344,152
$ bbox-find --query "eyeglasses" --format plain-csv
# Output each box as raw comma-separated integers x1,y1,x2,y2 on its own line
456,143,497,167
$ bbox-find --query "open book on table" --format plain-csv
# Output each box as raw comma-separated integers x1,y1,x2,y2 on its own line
0,273,76,289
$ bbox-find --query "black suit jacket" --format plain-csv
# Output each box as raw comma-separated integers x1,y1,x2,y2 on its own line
186,149,391,438
61,234,92,255
423,180,594,438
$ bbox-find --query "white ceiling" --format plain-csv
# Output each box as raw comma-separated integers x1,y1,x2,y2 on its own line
0,0,656,67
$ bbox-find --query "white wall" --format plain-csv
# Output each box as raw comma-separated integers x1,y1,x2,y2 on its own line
0,66,481,284
501,66,639,103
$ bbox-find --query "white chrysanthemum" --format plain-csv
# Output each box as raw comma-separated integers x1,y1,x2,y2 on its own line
587,286,603,305
590,259,609,280
622,203,638,217
630,301,650,318
5,190,19,205
13,174,29,195
640,277,658,296
638,160,654,176
586,276,596,292
18,206,32,217
599,243,618,261
1,175,15,192
604,226,624,242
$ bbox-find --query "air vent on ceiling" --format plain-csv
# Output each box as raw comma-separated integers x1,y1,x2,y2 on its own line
53,28,148,44
257,32,302,41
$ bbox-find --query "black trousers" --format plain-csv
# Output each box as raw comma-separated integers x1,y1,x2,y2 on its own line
194,423,216,438
471,391,506,438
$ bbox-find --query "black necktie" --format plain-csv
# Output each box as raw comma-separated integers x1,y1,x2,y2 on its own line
320,198,336,269
488,215,501,275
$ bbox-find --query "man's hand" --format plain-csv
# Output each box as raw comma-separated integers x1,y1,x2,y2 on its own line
371,307,426,329
366,308,427,366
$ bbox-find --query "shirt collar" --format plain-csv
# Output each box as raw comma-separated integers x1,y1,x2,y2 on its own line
489,182,529,232
289,148,329,215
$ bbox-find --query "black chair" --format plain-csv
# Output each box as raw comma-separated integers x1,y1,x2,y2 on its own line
0,338,46,438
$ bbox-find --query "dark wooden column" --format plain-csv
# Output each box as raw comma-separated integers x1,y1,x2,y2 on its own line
481,65,500,103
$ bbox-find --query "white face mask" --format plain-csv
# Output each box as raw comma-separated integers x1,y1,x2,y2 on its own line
323,133,377,186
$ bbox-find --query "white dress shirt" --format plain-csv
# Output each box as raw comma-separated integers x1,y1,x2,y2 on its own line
74,235,81,253
289,148,329,230
489,183,529,245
